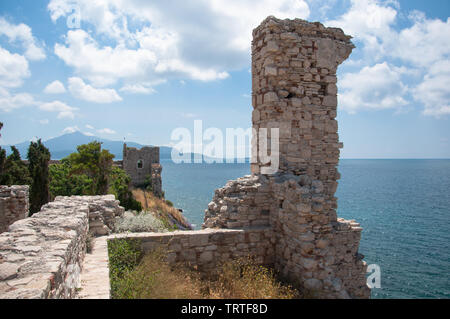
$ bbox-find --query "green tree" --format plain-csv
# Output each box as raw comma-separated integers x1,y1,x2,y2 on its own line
49,158,92,197
0,146,31,185
27,139,51,215
48,141,140,211
109,167,142,211
67,141,114,195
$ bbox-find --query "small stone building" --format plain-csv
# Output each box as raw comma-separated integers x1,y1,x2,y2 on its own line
122,144,163,197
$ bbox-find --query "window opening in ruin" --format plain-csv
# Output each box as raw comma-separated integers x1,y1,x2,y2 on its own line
137,160,144,169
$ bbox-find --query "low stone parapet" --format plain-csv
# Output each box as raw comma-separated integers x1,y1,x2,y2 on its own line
108,227,275,274
0,195,123,299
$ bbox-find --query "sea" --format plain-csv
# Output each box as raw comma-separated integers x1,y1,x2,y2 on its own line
161,159,450,299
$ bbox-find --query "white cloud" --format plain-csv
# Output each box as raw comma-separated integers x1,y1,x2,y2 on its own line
44,80,66,94
120,84,157,95
56,30,158,86
97,128,116,135
45,0,450,118
0,18,46,61
327,1,450,117
39,119,49,125
85,124,94,129
327,1,450,68
0,87,79,119
68,77,122,103
413,60,450,117
0,89,35,112
39,100,78,119
391,15,450,68
49,0,310,86
339,62,408,113
55,29,230,86
83,131,95,136
0,46,30,88
326,0,398,59
62,126,79,134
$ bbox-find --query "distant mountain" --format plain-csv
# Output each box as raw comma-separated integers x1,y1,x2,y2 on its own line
1,131,173,160
1,131,248,162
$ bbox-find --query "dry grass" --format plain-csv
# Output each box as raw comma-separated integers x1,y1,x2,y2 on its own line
206,258,298,299
111,249,204,299
112,250,300,299
131,189,191,230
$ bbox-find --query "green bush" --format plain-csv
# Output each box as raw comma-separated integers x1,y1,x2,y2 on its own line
108,238,143,299
165,200,174,207
114,211,167,233
109,167,142,211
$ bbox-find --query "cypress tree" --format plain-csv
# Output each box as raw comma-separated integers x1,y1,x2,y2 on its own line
27,139,51,215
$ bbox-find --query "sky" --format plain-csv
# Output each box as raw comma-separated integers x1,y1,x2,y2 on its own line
0,0,449,159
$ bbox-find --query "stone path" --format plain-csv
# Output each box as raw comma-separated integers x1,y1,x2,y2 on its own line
77,236,110,299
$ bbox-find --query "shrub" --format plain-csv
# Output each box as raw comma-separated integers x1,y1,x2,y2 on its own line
108,238,143,299
165,200,174,207
109,167,142,211
113,211,167,233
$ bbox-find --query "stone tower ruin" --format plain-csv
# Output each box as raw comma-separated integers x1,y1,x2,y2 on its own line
203,17,370,298
122,144,163,197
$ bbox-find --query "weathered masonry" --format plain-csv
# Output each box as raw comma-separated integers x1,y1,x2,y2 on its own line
0,195,123,299
122,144,163,197
109,227,274,274
0,186,29,234
203,17,370,298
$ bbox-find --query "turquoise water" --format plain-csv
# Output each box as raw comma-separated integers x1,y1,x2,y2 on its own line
161,159,450,299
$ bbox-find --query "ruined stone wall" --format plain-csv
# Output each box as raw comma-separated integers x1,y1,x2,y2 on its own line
108,227,274,274
150,163,163,198
203,17,370,299
0,186,29,233
87,195,125,236
123,144,162,197
0,195,123,299
203,175,274,229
